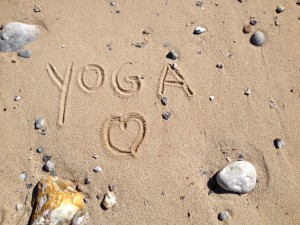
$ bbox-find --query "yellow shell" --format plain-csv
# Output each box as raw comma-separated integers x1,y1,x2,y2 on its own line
31,176,84,225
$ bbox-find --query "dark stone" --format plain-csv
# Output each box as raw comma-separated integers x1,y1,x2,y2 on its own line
166,50,178,60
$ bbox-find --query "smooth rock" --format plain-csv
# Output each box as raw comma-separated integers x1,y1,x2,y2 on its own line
162,112,171,120
35,118,45,129
274,138,284,149
16,203,23,211
20,172,27,181
43,155,52,162
102,192,116,209
193,26,206,34
18,49,32,58
33,5,42,12
0,22,38,52
250,31,265,46
249,17,257,26
216,63,224,69
276,6,285,13
36,147,44,153
84,178,92,185
217,161,257,193
108,184,115,192
218,211,229,221
166,50,178,60
93,166,102,173
244,89,251,96
209,96,215,101
44,160,55,172
161,96,169,105
243,24,252,33
14,95,21,101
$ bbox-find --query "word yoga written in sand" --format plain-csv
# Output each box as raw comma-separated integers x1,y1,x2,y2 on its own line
46,62,193,156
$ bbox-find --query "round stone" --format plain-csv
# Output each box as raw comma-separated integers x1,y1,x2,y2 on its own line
250,31,265,46
33,5,42,12
274,138,284,149
218,211,229,221
36,147,44,153
162,112,171,120
217,161,257,193
161,96,169,105
243,24,252,34
18,49,32,58
35,118,45,129
93,166,102,173
276,6,285,13
44,160,55,172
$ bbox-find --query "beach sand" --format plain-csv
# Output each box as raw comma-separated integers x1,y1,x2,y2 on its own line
0,0,300,224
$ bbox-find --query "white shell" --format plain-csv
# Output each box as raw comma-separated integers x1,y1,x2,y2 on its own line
102,192,116,209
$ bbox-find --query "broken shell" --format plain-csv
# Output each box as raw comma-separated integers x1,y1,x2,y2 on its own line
102,191,116,209
31,176,85,225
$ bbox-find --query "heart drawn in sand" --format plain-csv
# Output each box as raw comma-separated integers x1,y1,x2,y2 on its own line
103,113,146,156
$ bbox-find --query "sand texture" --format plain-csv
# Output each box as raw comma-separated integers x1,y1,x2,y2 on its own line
0,0,300,224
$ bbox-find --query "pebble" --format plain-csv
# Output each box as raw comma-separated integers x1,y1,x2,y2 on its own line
217,161,257,193
26,183,33,189
96,193,102,200
243,24,252,34
0,22,39,52
162,112,171,120
166,50,178,60
193,26,206,35
110,1,115,6
14,95,21,101
276,6,285,14
43,155,52,162
218,211,230,221
33,5,42,12
249,17,257,26
18,49,32,58
135,43,143,48
216,63,224,69
92,155,99,159
238,154,245,161
84,198,89,204
35,118,45,130
76,184,84,192
15,203,23,211
196,1,204,9
250,31,265,46
20,172,27,181
36,147,44,153
244,89,251,96
102,192,116,209
209,96,215,101
108,184,115,192
84,178,92,185
269,99,277,108
93,166,102,173
274,138,284,149
161,96,169,105
171,62,177,69
142,29,151,35
44,160,55,172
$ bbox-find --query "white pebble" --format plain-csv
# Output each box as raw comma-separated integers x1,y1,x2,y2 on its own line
93,166,102,173
15,203,23,211
14,96,21,101
102,192,116,209
209,96,215,101
217,161,257,193
194,26,206,34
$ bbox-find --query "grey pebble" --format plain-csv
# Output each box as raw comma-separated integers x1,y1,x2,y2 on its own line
15,203,23,211
33,5,42,12
84,197,89,204
162,112,171,120
166,50,178,60
18,49,32,58
244,89,251,96
44,160,55,172
26,183,33,189
216,63,224,69
43,155,52,162
76,184,84,192
274,138,284,149
36,147,44,153
96,193,102,200
249,17,257,26
161,96,169,105
20,172,27,181
14,96,21,101
250,31,265,46
35,118,45,130
238,154,245,161
276,6,285,14
109,184,115,192
93,166,102,173
218,211,230,221
85,178,92,185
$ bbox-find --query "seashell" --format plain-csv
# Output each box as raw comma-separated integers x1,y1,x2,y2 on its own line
102,191,116,209
31,176,85,225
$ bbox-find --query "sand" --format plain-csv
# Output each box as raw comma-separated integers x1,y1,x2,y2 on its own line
0,0,300,224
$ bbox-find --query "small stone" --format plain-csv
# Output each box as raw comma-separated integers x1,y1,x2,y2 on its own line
15,203,23,211
275,20,280,26
218,211,230,221
142,29,150,35
238,154,245,161
161,96,169,105
84,178,92,185
250,31,265,46
36,147,44,153
274,138,284,149
166,50,178,60
102,192,116,209
43,155,52,162
217,161,257,193
93,166,102,173
249,17,257,26
171,62,177,69
20,172,27,181
216,63,224,69
44,160,55,172
76,184,84,192
243,24,252,34
209,96,215,101
35,118,45,130
110,1,115,6
297,1,300,6
276,6,285,14
244,89,251,96
116,10,120,13
193,26,206,35
84,198,89,204
92,155,99,159
96,193,102,200
269,99,277,108
33,5,42,12
162,112,171,120
108,184,115,192
135,43,143,48
18,49,32,58
208,189,215,195
14,95,21,101
26,183,33,189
